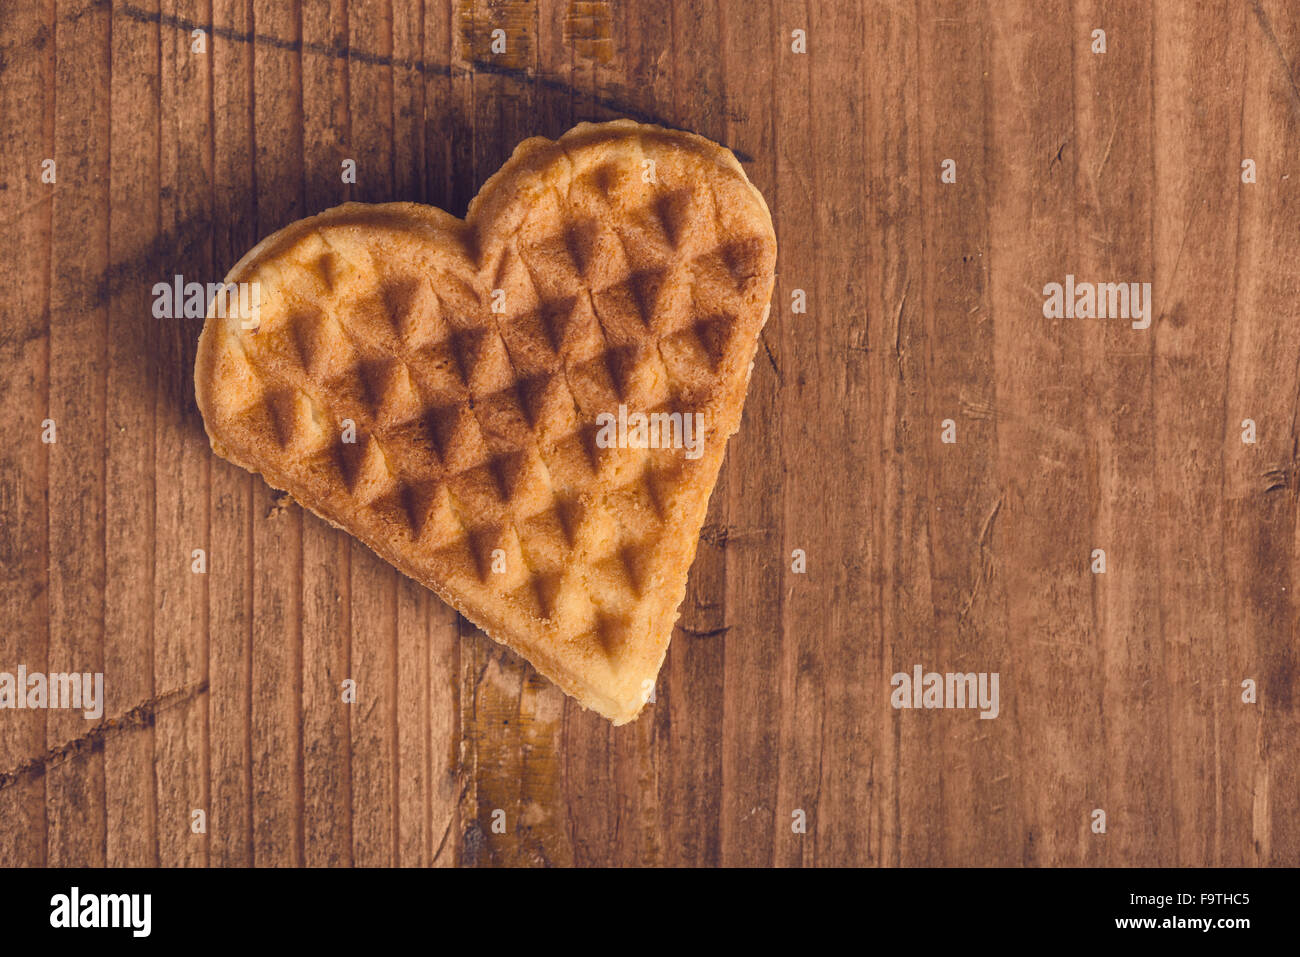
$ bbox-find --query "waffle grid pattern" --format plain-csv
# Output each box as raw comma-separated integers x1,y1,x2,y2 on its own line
197,122,778,718
227,174,766,664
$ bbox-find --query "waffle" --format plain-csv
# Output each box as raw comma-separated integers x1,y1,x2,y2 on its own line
194,120,777,723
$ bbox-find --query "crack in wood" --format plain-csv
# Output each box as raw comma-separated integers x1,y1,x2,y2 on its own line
959,493,1003,623
1250,0,1300,121
760,332,784,386
0,679,209,793
675,624,731,639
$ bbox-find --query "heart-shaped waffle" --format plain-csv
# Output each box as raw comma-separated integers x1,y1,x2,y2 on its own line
195,120,777,723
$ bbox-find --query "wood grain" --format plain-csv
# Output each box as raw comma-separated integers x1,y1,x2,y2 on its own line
0,0,1297,867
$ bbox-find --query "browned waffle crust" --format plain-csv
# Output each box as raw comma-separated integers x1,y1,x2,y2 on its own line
194,120,777,723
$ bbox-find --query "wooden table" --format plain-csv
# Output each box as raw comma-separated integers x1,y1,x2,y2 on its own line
1,0,1297,867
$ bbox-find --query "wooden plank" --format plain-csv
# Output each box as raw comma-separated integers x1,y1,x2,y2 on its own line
392,0,426,208
1226,0,1300,865
299,0,355,867
1069,0,1168,866
857,0,921,870
983,0,1105,866
807,0,897,868
715,0,782,869
207,0,258,868
903,0,1007,866
1142,0,1242,866
650,0,727,870
153,0,215,868
104,0,161,868
420,0,468,869
768,0,822,869
43,0,110,868
345,0,400,868
0,0,54,869
391,0,437,871
248,0,306,866
1202,0,1264,869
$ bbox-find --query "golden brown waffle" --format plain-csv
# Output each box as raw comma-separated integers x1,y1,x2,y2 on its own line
194,120,777,723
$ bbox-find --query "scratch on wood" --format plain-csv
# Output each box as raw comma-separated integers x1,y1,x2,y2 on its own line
1093,115,1119,183
894,282,910,358
977,495,1003,550
760,332,784,387
0,192,53,229
676,624,732,639
960,394,997,420
959,493,1003,622
472,658,491,695
0,680,209,792
699,523,772,547
432,776,472,864
1250,0,1300,120
1049,137,1069,171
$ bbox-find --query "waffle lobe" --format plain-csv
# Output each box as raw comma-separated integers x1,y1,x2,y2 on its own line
195,120,777,723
